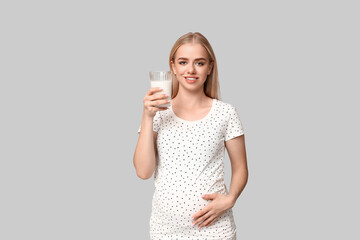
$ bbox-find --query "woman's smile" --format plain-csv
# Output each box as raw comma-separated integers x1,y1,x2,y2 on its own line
185,76,199,83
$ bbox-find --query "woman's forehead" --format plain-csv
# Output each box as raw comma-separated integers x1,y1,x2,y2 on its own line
175,43,209,59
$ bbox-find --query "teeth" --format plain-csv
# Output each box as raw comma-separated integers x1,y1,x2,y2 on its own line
186,78,196,80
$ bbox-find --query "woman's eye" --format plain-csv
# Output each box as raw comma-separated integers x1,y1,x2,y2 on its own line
178,61,204,66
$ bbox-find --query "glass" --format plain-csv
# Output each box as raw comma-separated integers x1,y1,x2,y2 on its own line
149,71,172,108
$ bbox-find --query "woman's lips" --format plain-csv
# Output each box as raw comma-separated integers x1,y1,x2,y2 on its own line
185,77,198,83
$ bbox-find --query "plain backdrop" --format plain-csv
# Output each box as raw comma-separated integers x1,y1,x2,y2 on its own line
1,0,359,239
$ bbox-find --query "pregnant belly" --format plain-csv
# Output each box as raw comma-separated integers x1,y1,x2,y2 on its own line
151,181,228,225
149,185,236,238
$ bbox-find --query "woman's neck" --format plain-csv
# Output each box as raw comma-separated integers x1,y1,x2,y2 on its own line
172,92,211,110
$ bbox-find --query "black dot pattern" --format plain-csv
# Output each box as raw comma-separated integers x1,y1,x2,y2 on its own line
137,98,244,240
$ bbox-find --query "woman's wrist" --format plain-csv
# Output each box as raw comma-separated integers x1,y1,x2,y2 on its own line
227,194,237,207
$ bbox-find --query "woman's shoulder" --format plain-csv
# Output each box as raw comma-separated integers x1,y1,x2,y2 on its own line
214,98,235,111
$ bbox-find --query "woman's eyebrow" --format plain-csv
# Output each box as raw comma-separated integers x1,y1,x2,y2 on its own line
177,57,207,61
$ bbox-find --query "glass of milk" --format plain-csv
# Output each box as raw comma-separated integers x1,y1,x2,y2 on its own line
149,71,172,108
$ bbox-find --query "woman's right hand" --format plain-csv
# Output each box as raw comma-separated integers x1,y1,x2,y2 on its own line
143,87,170,118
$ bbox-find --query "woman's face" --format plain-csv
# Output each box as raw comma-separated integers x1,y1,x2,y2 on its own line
171,43,213,89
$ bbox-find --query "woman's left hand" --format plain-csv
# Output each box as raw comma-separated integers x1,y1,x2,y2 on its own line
191,193,235,228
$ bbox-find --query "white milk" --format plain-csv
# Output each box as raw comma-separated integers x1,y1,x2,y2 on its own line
150,79,172,107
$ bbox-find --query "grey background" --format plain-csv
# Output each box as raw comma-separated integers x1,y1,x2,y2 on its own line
1,0,359,239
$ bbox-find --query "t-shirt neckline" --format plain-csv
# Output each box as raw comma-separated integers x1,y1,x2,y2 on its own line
169,98,216,123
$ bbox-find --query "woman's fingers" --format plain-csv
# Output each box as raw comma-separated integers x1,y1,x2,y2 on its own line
147,87,164,97
192,210,212,227
202,216,218,228
152,98,170,106
142,87,169,114
156,106,168,111
147,88,170,106
150,93,168,101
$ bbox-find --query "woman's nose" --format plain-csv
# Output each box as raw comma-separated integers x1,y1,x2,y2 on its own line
187,63,196,74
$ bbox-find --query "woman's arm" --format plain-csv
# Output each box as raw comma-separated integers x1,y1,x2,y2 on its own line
191,135,248,228
225,134,248,205
133,112,158,180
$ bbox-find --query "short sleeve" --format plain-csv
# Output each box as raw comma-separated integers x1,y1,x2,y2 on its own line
137,111,161,134
224,105,245,141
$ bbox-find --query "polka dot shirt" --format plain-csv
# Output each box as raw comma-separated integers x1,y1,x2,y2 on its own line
137,98,244,240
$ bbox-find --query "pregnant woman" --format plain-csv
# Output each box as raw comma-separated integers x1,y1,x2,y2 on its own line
134,32,248,240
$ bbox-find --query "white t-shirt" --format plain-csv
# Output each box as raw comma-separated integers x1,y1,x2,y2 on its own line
137,98,244,240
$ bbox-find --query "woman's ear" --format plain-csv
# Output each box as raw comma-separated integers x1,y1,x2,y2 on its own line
208,61,214,75
170,60,176,75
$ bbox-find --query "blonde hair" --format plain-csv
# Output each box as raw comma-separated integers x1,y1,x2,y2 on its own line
169,32,222,101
